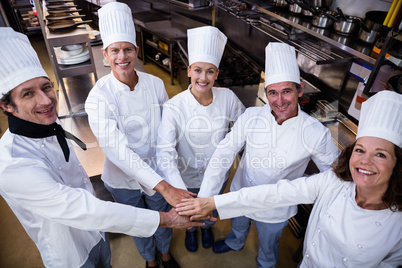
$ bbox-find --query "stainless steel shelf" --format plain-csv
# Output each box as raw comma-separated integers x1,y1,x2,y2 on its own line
257,7,377,65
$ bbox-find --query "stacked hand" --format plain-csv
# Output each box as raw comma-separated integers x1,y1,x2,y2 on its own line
176,197,217,221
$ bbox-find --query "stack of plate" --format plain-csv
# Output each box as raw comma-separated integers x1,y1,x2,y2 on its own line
55,44,90,65
90,30,103,46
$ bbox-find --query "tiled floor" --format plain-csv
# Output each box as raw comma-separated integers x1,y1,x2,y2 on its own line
0,34,301,268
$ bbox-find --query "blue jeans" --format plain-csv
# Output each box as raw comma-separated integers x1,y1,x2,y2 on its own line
104,184,172,262
187,178,229,232
225,216,288,268
81,234,112,268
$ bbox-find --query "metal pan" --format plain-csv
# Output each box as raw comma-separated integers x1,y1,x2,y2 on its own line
47,20,92,32
47,8,82,14
47,4,78,9
46,0,74,2
46,13,85,21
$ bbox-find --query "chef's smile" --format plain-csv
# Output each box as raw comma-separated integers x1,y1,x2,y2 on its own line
266,81,304,125
3,77,58,125
188,62,219,98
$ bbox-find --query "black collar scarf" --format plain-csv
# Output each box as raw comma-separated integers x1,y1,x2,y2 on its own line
8,114,87,162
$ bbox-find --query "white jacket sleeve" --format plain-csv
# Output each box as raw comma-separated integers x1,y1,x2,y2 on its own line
0,158,160,237
214,171,332,219
85,93,162,192
156,102,187,190
198,110,249,197
301,119,340,171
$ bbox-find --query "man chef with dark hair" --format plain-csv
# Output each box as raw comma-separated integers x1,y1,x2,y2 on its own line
0,27,203,268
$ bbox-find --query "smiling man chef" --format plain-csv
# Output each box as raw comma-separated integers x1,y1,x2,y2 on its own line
196,42,340,268
84,2,194,268
0,27,203,268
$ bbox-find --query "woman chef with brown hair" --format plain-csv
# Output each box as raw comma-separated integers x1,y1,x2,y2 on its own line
177,90,402,267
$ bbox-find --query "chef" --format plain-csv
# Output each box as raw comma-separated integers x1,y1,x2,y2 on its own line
0,27,202,268
196,42,340,267
177,90,402,267
156,26,245,252
84,2,194,268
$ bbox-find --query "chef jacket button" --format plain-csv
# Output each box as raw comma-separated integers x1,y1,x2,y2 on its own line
78,163,82,167
357,244,363,249
305,254,309,259
375,221,381,226
199,170,203,174
325,213,330,217
312,242,316,246
69,184,72,187
84,180,87,184
317,228,321,233
342,257,348,262
58,167,62,170
41,144,45,148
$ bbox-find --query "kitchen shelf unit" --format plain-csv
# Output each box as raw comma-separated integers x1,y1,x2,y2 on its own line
6,0,41,34
34,0,97,118
139,26,179,85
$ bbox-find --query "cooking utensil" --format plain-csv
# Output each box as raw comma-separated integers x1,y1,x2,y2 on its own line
47,20,92,32
272,0,289,8
330,32,356,46
46,0,74,3
337,7,347,21
358,11,389,44
47,8,82,14
312,0,332,9
387,74,402,94
47,4,78,9
289,3,303,14
311,25,331,36
333,15,361,35
46,13,85,21
312,10,338,28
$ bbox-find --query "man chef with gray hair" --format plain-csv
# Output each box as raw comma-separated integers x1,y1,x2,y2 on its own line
196,42,340,267
0,27,203,268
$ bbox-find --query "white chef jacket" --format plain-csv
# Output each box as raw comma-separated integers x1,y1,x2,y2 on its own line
157,87,245,189
214,170,402,267
198,104,339,223
85,71,169,195
0,126,160,268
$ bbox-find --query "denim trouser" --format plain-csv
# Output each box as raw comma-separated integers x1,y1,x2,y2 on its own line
104,183,172,262
187,178,229,232
81,234,112,268
225,216,288,268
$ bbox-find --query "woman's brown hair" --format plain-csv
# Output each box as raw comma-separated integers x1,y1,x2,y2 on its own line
333,141,402,212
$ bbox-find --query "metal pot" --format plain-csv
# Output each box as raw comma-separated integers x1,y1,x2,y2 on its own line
387,75,402,94
311,25,331,36
273,0,289,7
312,0,332,8
333,16,361,35
358,11,389,44
354,41,374,56
289,3,303,14
330,32,355,46
312,10,337,28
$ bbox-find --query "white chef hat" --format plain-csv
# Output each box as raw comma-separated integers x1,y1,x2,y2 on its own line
98,2,136,50
265,42,300,88
0,27,48,97
356,90,402,147
188,26,227,68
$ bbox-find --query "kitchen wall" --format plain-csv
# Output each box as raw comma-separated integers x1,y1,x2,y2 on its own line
330,0,392,17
